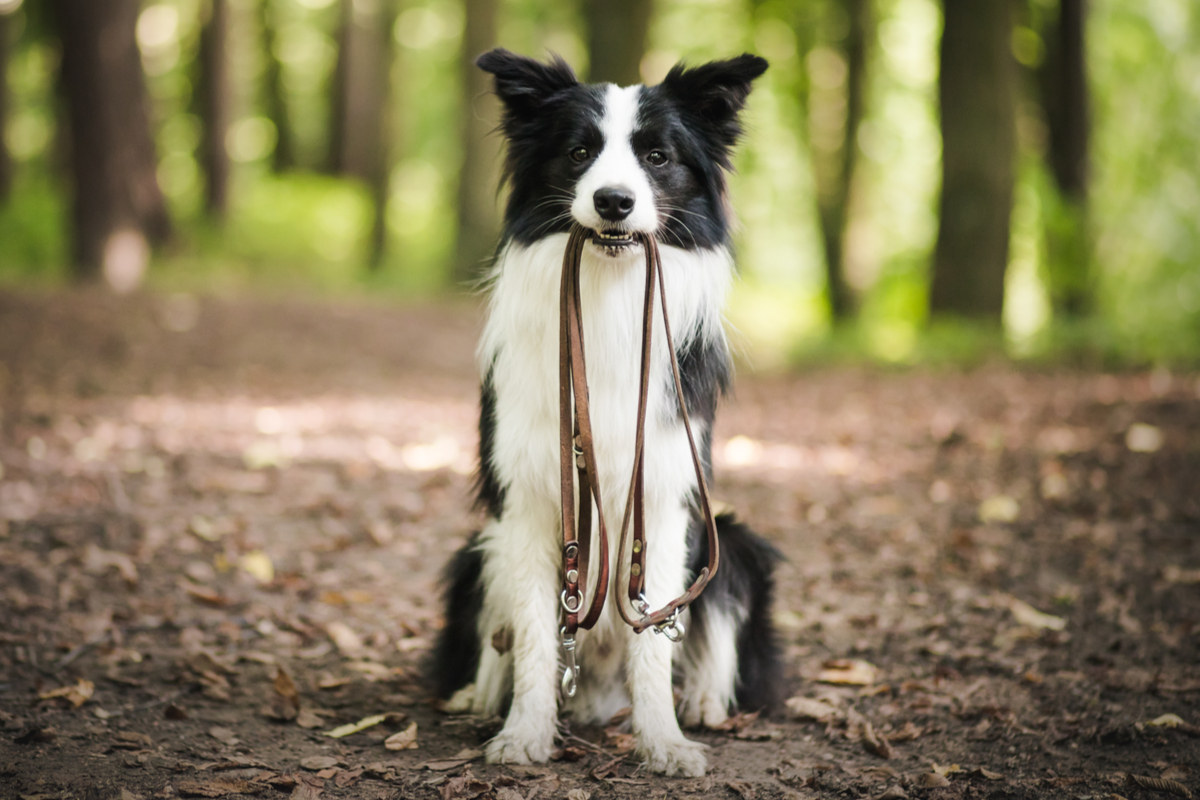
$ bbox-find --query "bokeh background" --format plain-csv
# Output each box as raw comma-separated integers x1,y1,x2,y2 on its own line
0,0,1197,366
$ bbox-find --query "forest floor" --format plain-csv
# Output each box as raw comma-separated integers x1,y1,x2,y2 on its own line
1,288,1198,800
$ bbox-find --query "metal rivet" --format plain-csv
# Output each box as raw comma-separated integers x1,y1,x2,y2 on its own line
631,564,641,577
575,454,586,470
565,543,578,559
574,435,582,448
632,540,642,553
566,569,578,584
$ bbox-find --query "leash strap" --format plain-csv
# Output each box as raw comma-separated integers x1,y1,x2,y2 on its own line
558,224,720,644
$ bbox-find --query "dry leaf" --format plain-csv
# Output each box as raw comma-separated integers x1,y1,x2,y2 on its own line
817,659,879,686
785,696,842,723
1128,774,1192,798
967,767,1005,781
1146,714,1187,728
1007,598,1067,631
208,726,240,746
238,551,275,584
917,773,951,788
978,495,1019,523
324,714,386,738
177,779,265,797
931,762,962,777
384,721,418,750
299,756,339,771
296,709,325,729
862,722,893,759
39,679,95,708
324,622,363,655
1126,423,1164,453
267,665,300,721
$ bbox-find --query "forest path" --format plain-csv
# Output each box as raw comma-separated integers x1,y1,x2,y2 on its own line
1,289,1197,800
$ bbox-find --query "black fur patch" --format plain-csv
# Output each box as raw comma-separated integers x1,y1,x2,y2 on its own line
474,365,506,518
688,514,784,712
430,532,485,700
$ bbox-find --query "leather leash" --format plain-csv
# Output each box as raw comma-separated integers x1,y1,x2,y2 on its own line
558,222,720,695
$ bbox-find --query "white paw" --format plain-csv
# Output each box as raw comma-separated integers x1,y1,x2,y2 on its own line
679,691,729,729
485,722,555,765
638,736,708,777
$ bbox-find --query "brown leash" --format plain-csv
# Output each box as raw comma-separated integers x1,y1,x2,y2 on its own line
557,223,720,696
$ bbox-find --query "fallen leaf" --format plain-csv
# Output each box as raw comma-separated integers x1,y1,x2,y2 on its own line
1147,714,1187,728
176,779,265,797
384,721,418,750
931,763,963,777
862,722,893,759
324,622,363,655
39,679,95,708
967,767,1005,781
1126,423,1164,453
324,714,386,738
207,726,240,746
726,780,756,800
267,665,300,721
440,774,491,800
299,756,339,771
296,709,325,729
785,696,842,723
817,659,879,686
978,495,1019,523
917,773,951,788
238,551,275,584
1007,597,1067,631
1128,774,1192,799
420,759,474,772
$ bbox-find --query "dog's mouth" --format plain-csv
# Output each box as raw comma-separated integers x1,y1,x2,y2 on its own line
589,227,638,253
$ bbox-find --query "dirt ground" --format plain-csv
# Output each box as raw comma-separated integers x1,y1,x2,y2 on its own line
1,288,1198,800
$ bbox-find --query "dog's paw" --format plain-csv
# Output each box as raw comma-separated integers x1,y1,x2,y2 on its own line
639,736,708,777
485,724,555,766
678,691,729,729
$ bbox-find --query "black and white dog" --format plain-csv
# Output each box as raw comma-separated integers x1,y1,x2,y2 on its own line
432,49,781,777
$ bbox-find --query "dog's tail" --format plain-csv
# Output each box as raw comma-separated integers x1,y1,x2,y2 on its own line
689,513,785,712
428,531,484,700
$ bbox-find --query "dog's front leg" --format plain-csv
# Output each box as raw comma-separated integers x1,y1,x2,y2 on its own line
625,500,708,777
479,506,561,765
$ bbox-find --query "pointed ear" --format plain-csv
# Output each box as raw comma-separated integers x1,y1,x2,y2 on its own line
476,48,578,116
661,53,768,128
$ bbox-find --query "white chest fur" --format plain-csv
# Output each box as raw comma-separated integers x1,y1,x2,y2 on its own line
479,234,732,518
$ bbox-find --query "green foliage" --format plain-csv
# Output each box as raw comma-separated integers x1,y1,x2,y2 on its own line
0,0,1198,366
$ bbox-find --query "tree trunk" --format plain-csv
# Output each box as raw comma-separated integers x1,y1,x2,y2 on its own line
52,0,172,282
198,0,231,221
328,0,398,269
0,11,12,204
259,0,295,172
929,0,1017,320
452,0,501,284
810,0,870,322
583,0,653,85
1039,0,1090,317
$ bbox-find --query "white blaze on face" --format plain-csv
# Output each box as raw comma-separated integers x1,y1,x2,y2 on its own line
570,84,659,234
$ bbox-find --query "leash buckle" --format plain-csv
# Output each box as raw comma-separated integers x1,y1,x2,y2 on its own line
560,628,579,697
652,606,685,643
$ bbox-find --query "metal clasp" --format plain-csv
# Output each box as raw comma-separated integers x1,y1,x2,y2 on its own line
560,628,579,697
652,607,685,643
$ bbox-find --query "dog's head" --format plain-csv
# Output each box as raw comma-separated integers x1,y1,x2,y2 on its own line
477,49,768,255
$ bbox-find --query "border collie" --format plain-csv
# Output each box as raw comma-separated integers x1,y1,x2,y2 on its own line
432,48,781,778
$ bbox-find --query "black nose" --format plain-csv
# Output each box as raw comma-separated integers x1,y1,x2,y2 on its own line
593,187,635,221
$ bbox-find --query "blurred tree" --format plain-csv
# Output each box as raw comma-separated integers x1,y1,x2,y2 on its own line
0,8,11,204
584,0,653,85
51,0,171,279
929,0,1017,320
453,0,500,283
329,0,399,267
1037,0,1091,317
198,0,231,221
774,0,870,322
259,0,296,173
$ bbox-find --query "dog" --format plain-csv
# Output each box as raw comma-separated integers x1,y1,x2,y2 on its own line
431,48,782,778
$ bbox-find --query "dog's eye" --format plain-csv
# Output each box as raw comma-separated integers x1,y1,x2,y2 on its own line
569,147,589,164
646,150,668,166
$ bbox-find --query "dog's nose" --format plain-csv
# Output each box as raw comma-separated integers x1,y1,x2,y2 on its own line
593,187,635,221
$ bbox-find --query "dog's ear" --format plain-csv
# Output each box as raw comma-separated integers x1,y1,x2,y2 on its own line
661,53,768,136
476,48,578,116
